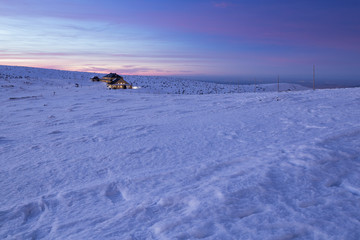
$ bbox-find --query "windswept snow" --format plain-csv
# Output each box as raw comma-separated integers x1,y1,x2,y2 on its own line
1,65,360,239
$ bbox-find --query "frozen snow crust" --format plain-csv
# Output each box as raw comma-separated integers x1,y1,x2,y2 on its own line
1,65,360,239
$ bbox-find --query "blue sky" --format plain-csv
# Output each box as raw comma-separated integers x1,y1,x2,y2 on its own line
1,0,359,83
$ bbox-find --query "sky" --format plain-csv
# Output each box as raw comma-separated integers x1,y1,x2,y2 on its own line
1,0,360,83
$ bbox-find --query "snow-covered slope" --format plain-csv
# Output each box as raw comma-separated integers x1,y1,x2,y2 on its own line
0,65,308,94
1,66,360,239
122,75,308,94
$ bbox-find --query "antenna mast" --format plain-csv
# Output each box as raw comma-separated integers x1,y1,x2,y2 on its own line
313,64,315,90
254,77,256,92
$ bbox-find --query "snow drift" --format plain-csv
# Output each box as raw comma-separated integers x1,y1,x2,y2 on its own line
1,65,360,239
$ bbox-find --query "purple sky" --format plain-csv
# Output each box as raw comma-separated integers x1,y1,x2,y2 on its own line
1,0,359,82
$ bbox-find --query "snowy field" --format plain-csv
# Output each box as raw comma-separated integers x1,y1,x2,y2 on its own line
0,65,308,95
1,65,360,239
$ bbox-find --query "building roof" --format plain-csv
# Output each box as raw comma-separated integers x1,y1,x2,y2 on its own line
109,77,129,85
103,73,121,78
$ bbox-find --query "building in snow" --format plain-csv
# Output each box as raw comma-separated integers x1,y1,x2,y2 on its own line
107,77,132,89
90,73,132,89
100,73,122,83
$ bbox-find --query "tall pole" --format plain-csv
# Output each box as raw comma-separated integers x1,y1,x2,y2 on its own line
277,75,280,92
313,64,315,90
254,77,256,92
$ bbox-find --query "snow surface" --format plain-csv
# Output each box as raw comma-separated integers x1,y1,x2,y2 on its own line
0,65,308,95
1,65,360,239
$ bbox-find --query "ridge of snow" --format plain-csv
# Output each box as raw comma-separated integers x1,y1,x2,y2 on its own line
0,65,309,95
